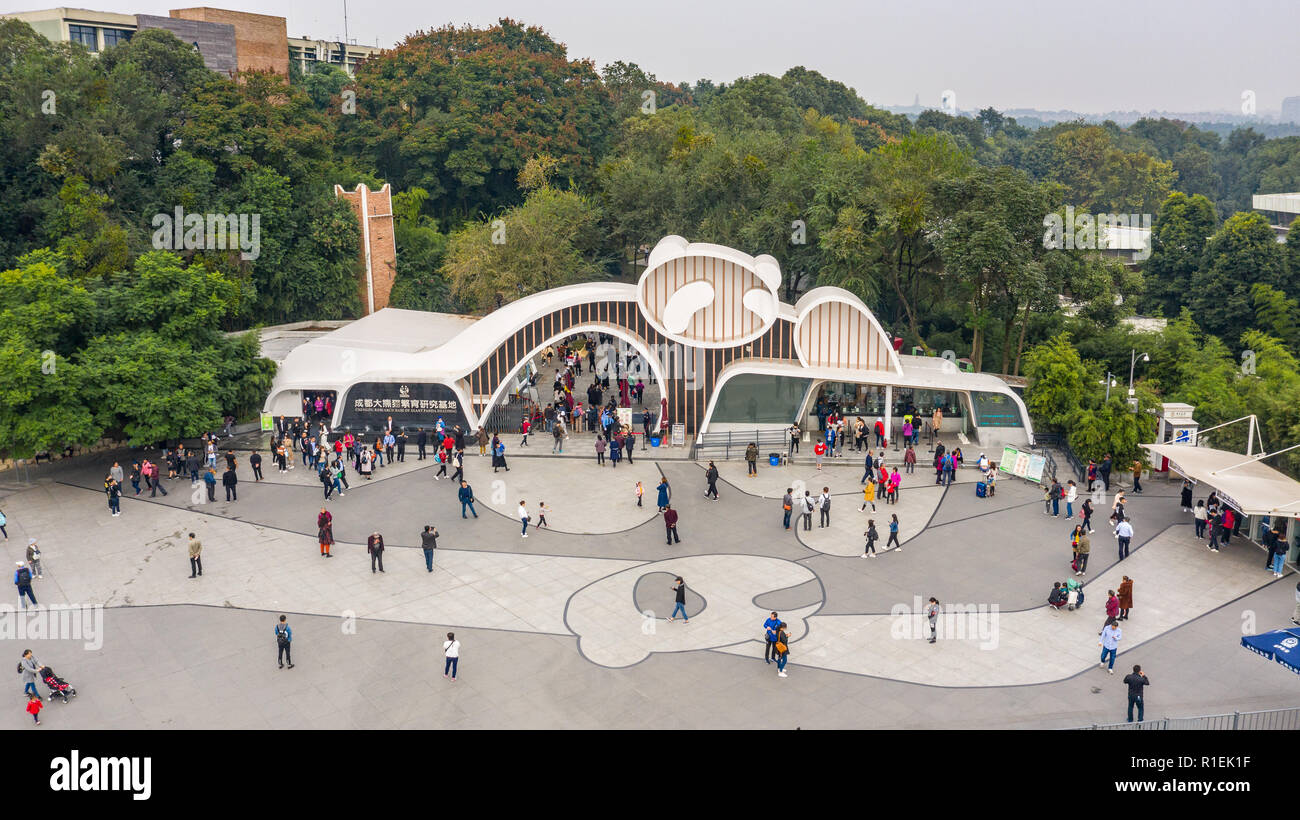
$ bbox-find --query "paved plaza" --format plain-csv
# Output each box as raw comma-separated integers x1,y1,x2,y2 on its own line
1,449,1296,729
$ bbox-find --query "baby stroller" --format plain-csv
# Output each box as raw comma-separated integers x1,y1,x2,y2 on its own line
40,666,76,703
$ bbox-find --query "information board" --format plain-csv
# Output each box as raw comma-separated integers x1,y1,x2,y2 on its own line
998,445,1047,483
671,423,685,447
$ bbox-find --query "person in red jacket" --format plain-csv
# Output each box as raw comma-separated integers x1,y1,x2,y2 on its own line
814,440,827,470
663,504,680,545
26,693,42,725
317,507,334,557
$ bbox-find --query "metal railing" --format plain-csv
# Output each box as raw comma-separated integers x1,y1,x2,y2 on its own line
692,429,791,460
1069,706,1300,730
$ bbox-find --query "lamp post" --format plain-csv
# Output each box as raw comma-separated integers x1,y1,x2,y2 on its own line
1105,372,1118,402
1128,349,1150,397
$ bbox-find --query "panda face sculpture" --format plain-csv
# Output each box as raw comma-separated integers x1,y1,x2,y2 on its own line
637,236,781,348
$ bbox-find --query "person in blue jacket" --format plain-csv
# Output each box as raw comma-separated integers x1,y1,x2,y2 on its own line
656,477,671,512
275,614,294,669
458,480,478,518
763,611,781,663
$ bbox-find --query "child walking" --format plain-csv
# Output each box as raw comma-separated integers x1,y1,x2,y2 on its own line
537,501,550,529
26,693,43,725
635,481,644,507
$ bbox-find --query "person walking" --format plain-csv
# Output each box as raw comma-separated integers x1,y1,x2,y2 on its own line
14,562,36,609
275,615,294,669
886,514,901,550
19,650,40,697
26,693,43,726
1050,478,1062,517
434,448,449,481
1130,460,1143,494
745,442,759,476
704,461,720,500
656,477,671,512
537,502,550,529
818,487,831,528
763,611,781,663
1065,480,1077,519
317,507,334,558
774,621,790,677
1105,590,1120,622
320,463,334,500
147,460,168,497
1115,518,1134,560
187,532,202,578
1099,617,1122,673
859,479,876,513
0,509,7,540
443,632,460,681
476,427,489,457
595,435,606,466
420,526,438,572
781,488,793,530
1123,664,1149,723
801,491,815,531
667,576,689,623
202,466,217,501
492,439,509,473
249,450,263,482
663,504,680,545
636,481,644,508
517,501,530,538
1081,498,1095,534
367,531,385,573
1117,576,1133,620
449,449,464,483
458,481,478,519
551,424,564,454
1074,526,1091,575
926,598,940,644
861,520,878,558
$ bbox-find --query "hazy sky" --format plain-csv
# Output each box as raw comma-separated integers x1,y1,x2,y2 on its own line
4,0,1296,113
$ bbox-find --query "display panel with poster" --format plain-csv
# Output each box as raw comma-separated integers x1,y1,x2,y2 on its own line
339,382,469,432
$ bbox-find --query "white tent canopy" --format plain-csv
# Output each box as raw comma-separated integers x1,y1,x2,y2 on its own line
1143,443,1300,516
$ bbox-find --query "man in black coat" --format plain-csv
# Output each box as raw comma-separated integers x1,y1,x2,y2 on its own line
222,467,238,501
396,430,407,462
416,428,428,460
367,531,385,573
1100,454,1113,491
704,461,720,500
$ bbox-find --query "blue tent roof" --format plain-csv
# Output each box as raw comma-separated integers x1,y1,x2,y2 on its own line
1241,628,1300,675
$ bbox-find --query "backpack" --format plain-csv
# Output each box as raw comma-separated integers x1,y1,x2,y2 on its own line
276,625,290,647
15,567,31,585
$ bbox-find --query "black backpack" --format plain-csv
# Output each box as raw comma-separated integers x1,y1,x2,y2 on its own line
15,567,31,585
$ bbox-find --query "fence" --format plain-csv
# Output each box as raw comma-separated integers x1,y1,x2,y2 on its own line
1069,706,1300,730
692,429,791,460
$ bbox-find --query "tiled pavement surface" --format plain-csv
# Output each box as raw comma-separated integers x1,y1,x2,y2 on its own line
0,454,1294,729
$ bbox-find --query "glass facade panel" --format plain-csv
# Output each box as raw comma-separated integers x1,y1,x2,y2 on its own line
69,24,98,51
970,390,1025,427
712,374,810,424
101,28,132,47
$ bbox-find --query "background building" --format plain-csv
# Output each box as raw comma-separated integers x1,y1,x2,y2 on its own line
334,183,397,316
4,6,375,78
289,36,382,76
1253,192,1300,239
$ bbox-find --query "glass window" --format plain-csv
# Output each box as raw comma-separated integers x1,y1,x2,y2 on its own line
970,391,1024,427
101,28,132,48
69,25,98,51
712,374,810,424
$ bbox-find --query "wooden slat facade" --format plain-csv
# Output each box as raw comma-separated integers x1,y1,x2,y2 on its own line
463,299,800,434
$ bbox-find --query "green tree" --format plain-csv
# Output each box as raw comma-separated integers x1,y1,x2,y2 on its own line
1191,211,1287,341
1143,192,1217,316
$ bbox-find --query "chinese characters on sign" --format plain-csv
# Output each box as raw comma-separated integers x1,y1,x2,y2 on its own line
339,382,469,431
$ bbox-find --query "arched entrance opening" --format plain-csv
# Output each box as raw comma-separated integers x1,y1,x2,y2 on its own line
474,323,670,437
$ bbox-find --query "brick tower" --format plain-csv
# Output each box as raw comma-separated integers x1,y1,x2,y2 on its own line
334,183,397,315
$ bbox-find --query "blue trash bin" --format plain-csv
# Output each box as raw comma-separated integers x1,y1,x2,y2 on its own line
769,454,780,467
